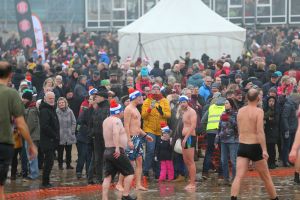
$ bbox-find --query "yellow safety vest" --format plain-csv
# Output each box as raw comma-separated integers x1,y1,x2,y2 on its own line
206,104,225,131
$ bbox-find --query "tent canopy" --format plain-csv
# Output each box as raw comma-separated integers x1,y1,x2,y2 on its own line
118,0,246,64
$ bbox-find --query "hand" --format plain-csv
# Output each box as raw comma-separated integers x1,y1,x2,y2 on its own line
28,143,38,161
262,151,269,161
113,147,120,159
289,148,298,164
156,105,164,116
128,141,134,149
146,135,153,142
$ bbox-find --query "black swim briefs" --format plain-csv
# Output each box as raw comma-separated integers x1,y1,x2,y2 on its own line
182,135,197,149
237,143,263,162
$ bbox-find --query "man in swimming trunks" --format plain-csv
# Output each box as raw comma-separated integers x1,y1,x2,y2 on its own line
124,90,153,191
179,95,197,190
230,88,278,200
102,99,136,200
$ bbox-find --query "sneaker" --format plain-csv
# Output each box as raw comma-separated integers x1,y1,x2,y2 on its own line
172,175,185,182
121,195,137,200
42,183,53,188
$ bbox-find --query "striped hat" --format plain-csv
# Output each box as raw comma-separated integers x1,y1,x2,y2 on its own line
160,122,170,133
179,95,189,103
110,99,123,115
129,90,141,101
89,88,98,96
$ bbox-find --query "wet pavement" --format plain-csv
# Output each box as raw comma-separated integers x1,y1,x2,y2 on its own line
4,147,300,199
4,161,300,200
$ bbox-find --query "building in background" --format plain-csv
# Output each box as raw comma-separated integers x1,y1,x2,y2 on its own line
0,0,300,34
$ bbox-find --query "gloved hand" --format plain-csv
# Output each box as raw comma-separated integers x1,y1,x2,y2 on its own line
156,105,164,116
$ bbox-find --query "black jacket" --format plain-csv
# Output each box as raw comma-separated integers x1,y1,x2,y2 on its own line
150,67,164,79
88,100,110,144
77,107,93,144
262,81,277,97
156,139,172,161
39,101,60,150
264,97,280,143
12,71,25,90
32,71,46,94
281,97,298,133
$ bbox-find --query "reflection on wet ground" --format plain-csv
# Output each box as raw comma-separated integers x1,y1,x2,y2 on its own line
4,164,300,199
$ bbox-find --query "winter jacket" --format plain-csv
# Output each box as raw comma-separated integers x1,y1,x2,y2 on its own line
24,102,40,141
198,83,212,102
12,71,25,91
88,100,110,144
56,107,77,145
187,73,203,88
254,69,267,84
150,67,164,79
99,53,110,65
39,101,60,150
32,71,46,94
264,99,280,144
214,68,230,78
156,138,172,161
74,83,88,102
281,97,299,133
77,108,92,144
142,96,171,136
216,110,238,144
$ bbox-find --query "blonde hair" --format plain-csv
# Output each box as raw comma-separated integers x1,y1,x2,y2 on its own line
57,97,69,108
43,77,55,88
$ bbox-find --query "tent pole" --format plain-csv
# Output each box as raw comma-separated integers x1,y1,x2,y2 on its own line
138,32,142,59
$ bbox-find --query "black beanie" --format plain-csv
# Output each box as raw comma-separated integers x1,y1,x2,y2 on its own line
22,91,33,101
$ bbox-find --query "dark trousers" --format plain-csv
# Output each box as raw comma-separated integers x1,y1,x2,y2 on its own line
282,130,296,165
267,143,276,165
0,143,14,186
42,149,55,184
11,148,22,178
88,140,104,183
38,144,44,169
173,152,186,177
57,144,72,167
203,133,216,173
21,138,28,177
76,142,92,175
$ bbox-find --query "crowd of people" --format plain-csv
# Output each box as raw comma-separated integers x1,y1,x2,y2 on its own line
1,25,300,199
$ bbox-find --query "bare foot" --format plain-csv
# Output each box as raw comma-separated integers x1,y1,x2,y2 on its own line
184,184,196,190
115,184,124,192
135,185,148,191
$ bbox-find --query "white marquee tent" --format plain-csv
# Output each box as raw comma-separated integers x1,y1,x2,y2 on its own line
118,0,246,64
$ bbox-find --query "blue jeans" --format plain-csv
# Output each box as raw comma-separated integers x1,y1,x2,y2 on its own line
282,130,295,165
24,141,39,179
76,142,92,176
221,142,238,180
143,133,160,178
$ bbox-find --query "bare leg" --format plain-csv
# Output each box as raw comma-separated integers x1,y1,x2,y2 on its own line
231,157,250,197
102,175,112,200
255,160,277,199
182,148,196,190
116,174,125,192
135,156,147,191
123,174,134,196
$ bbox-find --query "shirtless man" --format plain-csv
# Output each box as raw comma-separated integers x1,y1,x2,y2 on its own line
124,90,153,191
179,95,197,190
289,106,300,184
230,88,278,200
102,100,136,200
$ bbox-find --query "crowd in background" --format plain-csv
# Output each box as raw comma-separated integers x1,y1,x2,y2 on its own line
1,25,300,186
